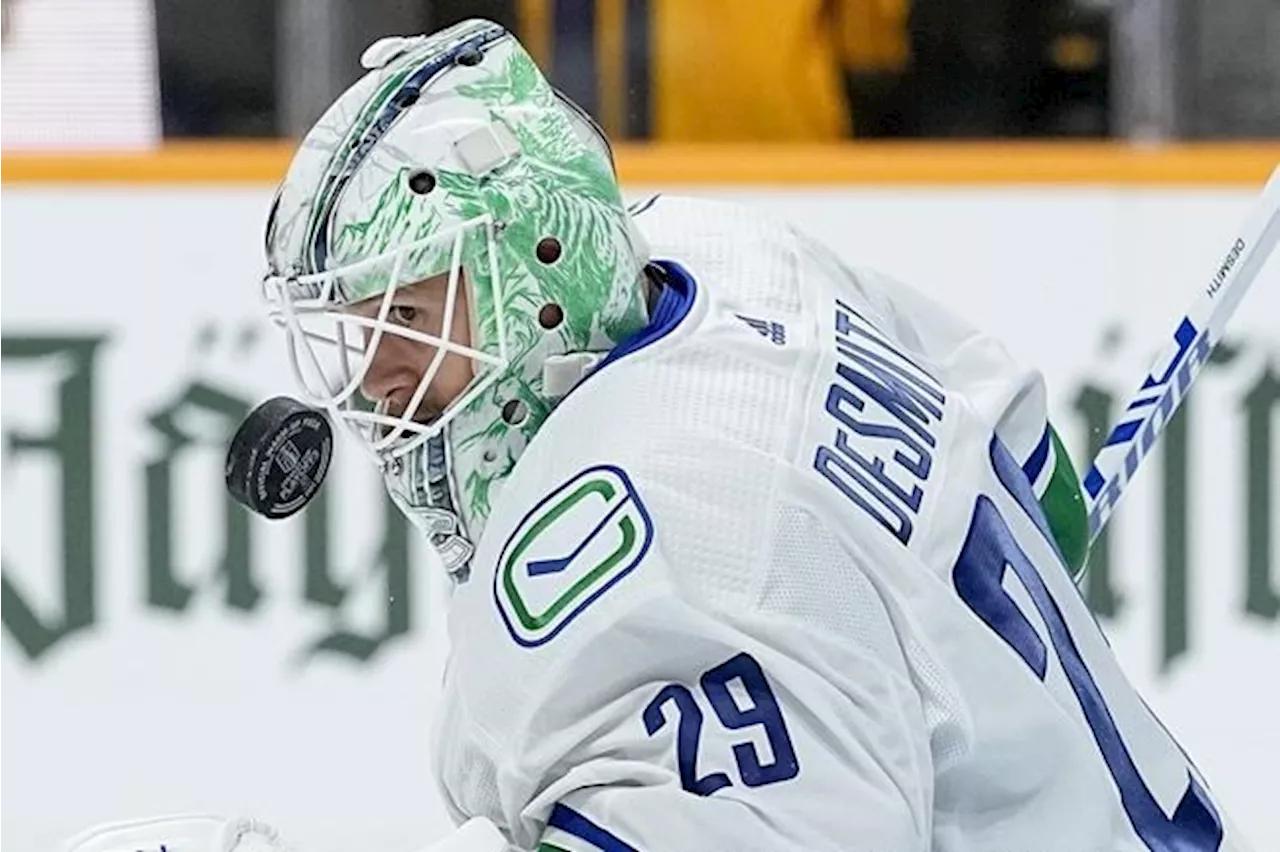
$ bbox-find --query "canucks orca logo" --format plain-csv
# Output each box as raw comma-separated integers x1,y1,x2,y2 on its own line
494,465,653,647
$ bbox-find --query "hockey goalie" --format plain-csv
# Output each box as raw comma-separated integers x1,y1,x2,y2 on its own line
72,18,1258,852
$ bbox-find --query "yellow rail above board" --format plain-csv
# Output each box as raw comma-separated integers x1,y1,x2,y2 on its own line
3,142,1279,185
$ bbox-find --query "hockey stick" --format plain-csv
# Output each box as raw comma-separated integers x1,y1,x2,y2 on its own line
1084,164,1280,543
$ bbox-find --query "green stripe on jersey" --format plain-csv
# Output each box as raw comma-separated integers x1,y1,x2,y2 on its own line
1038,425,1089,581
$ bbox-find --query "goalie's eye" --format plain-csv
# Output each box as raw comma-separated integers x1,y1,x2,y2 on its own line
389,305,418,326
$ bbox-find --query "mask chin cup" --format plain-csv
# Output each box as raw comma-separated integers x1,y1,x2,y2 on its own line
387,431,476,581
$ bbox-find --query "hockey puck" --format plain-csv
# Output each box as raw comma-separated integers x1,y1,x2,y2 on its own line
225,397,333,520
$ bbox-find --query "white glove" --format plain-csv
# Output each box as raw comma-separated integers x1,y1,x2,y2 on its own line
63,815,293,852
413,818,508,852
65,813,505,852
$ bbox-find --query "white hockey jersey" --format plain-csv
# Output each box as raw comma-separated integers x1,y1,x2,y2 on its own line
432,196,1249,852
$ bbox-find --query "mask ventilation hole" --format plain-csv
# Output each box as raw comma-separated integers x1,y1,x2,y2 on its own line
501,398,529,426
407,170,436,195
536,237,562,264
538,303,564,330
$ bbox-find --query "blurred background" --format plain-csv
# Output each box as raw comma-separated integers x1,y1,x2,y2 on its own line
166,0,1111,139
2,3,1278,852
3,0,1280,146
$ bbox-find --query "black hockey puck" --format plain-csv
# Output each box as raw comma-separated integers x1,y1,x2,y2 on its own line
225,397,333,520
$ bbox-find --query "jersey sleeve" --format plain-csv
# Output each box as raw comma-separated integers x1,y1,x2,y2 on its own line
849,265,1089,577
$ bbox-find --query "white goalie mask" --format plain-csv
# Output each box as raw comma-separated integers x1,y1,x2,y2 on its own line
262,20,650,580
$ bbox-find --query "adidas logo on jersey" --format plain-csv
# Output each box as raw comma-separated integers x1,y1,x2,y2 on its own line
736,313,786,346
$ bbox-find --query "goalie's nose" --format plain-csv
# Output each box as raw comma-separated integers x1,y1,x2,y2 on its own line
359,333,419,412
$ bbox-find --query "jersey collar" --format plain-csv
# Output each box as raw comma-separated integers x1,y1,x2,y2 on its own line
593,259,698,373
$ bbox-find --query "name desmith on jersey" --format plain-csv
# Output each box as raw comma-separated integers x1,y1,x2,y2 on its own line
815,297,948,546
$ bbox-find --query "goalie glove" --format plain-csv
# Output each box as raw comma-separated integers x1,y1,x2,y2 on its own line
63,814,293,852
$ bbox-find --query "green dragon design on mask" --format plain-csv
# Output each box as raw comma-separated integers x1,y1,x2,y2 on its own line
286,26,649,555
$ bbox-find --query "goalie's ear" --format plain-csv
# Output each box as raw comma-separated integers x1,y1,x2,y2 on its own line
62,815,289,852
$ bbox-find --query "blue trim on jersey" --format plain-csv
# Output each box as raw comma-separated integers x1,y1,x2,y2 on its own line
558,259,697,406
994,436,1062,556
548,803,639,852
596,259,697,371
1022,425,1052,485
981,436,1224,848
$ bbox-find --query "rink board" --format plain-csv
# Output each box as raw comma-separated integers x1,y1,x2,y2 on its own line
2,148,1277,851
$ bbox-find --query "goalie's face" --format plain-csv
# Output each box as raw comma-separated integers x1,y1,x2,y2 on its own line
347,272,475,423
265,220,509,471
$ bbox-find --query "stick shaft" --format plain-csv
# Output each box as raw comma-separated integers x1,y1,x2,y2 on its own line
1084,166,1280,542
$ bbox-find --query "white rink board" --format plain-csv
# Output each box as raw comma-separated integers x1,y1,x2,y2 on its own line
3,185,1277,851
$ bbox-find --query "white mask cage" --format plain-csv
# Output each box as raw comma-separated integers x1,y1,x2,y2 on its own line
263,214,509,470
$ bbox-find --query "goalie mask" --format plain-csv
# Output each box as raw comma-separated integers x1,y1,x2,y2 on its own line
262,20,650,580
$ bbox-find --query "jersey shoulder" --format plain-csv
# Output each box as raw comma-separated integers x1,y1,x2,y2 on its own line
461,233,965,674
476,252,802,637
447,238,839,693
